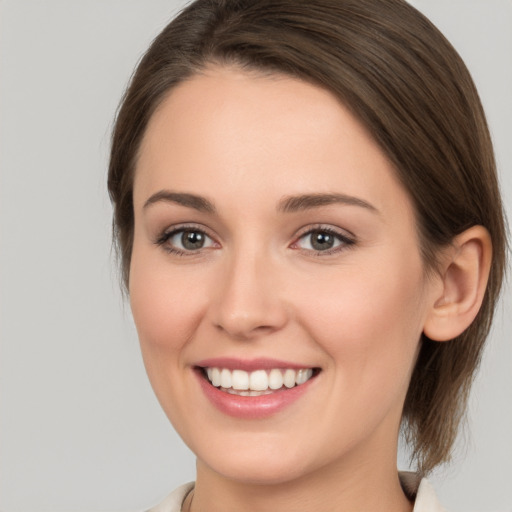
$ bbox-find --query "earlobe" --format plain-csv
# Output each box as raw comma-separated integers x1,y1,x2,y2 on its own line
423,225,492,342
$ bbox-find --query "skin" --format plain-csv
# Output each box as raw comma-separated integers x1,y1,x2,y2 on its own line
129,66,475,512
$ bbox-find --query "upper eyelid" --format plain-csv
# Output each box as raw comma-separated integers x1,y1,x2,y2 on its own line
159,223,215,237
155,223,218,246
293,224,355,241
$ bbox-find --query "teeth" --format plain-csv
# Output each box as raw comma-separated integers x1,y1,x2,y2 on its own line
204,367,314,393
296,369,310,385
232,369,249,390
283,369,296,388
220,368,232,388
211,367,221,387
225,388,273,396
268,369,284,390
249,370,268,391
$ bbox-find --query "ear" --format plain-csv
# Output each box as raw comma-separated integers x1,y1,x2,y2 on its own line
423,225,492,342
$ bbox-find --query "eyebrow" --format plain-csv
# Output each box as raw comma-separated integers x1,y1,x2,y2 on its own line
143,190,216,213
143,190,378,215
277,193,379,214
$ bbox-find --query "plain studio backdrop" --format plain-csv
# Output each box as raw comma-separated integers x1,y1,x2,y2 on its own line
0,1,510,511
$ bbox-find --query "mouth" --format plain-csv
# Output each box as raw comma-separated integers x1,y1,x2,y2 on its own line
194,359,321,418
198,366,320,396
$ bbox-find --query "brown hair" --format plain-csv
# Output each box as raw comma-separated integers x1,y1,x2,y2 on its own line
108,0,507,475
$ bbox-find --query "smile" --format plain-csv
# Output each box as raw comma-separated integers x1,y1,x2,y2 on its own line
194,358,320,418
204,367,315,396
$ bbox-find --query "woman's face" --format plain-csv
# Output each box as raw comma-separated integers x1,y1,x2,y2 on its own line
130,66,440,484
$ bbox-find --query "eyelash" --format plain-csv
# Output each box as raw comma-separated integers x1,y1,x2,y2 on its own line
154,224,356,257
154,224,216,257
293,225,356,256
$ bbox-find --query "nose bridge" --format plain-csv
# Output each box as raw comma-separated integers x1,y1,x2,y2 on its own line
210,240,287,339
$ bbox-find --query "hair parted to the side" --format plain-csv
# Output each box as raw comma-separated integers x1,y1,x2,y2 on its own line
108,0,507,475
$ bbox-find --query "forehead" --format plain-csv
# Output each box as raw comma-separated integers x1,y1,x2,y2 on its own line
134,65,411,219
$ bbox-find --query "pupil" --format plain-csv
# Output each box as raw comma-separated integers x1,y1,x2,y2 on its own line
311,231,334,250
182,230,204,250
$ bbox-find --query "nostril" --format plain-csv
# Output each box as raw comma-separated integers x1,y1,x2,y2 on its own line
213,320,278,341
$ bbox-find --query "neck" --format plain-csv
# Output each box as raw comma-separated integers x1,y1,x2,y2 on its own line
189,446,413,512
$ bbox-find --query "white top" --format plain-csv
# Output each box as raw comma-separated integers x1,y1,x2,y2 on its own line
146,472,447,512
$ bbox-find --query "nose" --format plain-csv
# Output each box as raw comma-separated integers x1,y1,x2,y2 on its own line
208,248,289,341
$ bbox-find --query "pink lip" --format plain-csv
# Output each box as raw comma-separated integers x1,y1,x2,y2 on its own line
194,357,313,372
193,363,318,420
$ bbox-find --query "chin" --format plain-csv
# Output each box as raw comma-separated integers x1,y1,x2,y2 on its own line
192,435,323,486
206,456,312,486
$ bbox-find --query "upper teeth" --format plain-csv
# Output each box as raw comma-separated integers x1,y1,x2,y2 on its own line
205,367,314,391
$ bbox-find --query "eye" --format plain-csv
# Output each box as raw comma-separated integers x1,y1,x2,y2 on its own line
156,226,216,255
294,227,354,254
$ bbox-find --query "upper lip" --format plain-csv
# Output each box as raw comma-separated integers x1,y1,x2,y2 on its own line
194,357,318,372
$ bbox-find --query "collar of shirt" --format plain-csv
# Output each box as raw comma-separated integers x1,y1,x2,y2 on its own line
148,472,447,512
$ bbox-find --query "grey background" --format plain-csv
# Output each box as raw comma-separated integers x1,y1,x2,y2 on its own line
0,1,510,511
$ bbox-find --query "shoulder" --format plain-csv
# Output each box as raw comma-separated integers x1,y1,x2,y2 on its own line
400,472,448,512
145,482,194,512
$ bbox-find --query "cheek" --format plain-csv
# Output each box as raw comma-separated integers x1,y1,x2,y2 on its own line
128,248,212,428
295,255,427,397
129,246,208,365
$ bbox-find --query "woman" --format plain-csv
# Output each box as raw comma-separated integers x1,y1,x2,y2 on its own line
108,1,507,510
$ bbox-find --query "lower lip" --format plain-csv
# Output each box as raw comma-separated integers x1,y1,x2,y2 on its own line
195,370,317,419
